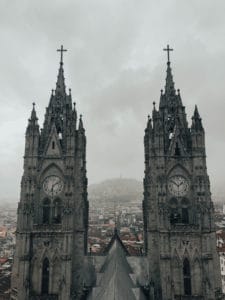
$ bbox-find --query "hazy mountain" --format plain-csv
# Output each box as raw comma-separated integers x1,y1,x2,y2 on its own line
88,178,143,203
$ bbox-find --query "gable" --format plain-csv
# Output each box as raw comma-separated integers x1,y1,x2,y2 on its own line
44,125,62,157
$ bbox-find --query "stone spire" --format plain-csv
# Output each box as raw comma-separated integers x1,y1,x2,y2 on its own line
72,102,77,128
163,45,176,96
41,46,72,151
160,45,178,109
165,61,176,96
55,45,67,96
193,105,200,118
26,102,39,134
78,114,84,131
31,102,38,121
146,115,152,132
191,105,204,131
25,102,40,158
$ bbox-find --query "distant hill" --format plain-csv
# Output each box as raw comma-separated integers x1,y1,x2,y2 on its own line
88,178,143,203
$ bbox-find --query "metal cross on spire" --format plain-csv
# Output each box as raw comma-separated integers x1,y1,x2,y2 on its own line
57,45,67,64
163,44,173,63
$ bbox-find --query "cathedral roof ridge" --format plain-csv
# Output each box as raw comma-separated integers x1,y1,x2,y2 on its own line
93,228,136,300
103,227,130,256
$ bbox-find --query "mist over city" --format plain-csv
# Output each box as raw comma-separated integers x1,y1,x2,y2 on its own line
1,1,225,203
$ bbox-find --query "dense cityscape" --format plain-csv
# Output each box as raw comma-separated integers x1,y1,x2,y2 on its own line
1,179,225,298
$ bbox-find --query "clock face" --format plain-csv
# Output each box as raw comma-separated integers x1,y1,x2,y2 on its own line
168,175,189,197
43,175,63,196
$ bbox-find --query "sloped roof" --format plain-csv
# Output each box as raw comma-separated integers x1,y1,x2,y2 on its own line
103,228,130,256
92,229,136,300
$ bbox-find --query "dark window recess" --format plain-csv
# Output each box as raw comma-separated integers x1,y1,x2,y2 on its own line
175,142,181,156
53,199,62,224
52,141,55,149
43,200,50,224
182,208,189,224
170,210,180,224
183,258,192,295
41,258,50,295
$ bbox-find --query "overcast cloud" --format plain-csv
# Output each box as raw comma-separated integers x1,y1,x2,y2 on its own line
0,0,225,202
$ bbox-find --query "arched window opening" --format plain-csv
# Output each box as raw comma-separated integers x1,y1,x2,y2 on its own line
41,258,50,295
175,142,181,156
43,199,50,224
183,258,192,295
52,141,55,149
53,199,62,224
182,208,189,224
170,209,180,224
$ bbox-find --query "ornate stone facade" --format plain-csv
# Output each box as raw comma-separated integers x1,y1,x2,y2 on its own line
11,46,223,300
143,46,223,299
11,46,88,300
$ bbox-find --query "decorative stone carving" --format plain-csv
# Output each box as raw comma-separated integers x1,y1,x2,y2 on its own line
63,207,73,214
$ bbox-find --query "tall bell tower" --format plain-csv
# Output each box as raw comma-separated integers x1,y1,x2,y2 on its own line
11,46,88,300
143,46,222,300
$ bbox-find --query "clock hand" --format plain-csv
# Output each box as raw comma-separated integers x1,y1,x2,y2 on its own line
52,180,60,188
171,180,179,187
51,186,54,197
51,180,58,193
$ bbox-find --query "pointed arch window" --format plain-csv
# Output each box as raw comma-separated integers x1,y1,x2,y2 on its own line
181,198,190,224
41,258,50,295
182,208,189,224
170,208,180,224
183,258,192,295
169,198,180,224
175,142,181,156
43,199,50,224
53,198,62,224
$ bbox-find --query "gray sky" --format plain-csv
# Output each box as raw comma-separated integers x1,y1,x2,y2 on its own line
1,0,225,202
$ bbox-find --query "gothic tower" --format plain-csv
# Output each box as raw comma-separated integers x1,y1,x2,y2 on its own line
11,46,88,300
143,46,222,300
